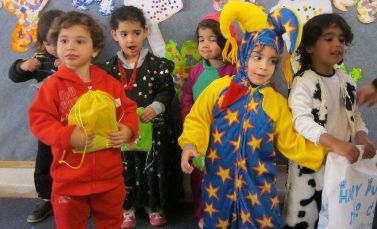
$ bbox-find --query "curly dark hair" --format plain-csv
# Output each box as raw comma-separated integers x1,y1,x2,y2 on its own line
110,5,146,30
35,10,64,52
48,11,105,54
196,19,226,50
296,13,353,76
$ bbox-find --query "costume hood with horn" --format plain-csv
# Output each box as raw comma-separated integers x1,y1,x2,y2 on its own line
178,1,326,228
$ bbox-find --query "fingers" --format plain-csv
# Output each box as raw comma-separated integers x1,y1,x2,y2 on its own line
181,152,194,174
346,147,360,164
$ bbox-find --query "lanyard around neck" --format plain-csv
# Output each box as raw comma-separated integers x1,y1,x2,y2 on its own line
117,58,138,91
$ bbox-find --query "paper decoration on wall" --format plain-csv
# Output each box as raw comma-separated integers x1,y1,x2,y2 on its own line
213,0,257,11
165,39,201,99
72,0,115,16
124,0,183,57
2,0,49,52
337,63,364,83
333,0,377,23
270,0,333,73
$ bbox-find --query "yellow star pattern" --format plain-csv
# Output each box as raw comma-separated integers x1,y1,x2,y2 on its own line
256,215,274,229
270,9,282,22
253,161,268,176
241,209,253,225
226,192,237,202
245,97,259,113
212,128,225,145
258,180,272,195
267,132,274,143
229,136,241,153
224,109,240,126
283,19,296,37
205,183,219,200
216,166,231,183
270,196,279,209
242,120,255,132
235,157,247,171
208,148,220,164
216,218,229,229
204,202,218,218
247,135,263,152
235,175,245,189
246,192,261,206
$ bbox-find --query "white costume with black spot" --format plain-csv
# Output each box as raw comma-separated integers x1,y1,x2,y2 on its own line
282,69,367,229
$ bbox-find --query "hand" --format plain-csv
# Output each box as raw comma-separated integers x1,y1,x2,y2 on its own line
54,59,63,68
181,149,200,174
332,140,360,163
70,126,95,150
20,58,41,72
109,123,133,148
356,133,376,159
140,106,156,122
356,83,377,107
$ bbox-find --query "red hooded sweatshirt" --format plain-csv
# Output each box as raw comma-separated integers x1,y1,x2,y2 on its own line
29,65,138,195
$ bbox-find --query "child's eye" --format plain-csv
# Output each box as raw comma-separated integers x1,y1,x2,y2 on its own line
210,38,217,42
270,59,279,65
251,55,262,61
120,32,127,37
77,39,85,44
135,31,141,36
59,39,68,44
198,39,204,43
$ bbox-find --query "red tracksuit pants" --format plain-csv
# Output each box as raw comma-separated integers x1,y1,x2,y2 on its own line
51,183,125,229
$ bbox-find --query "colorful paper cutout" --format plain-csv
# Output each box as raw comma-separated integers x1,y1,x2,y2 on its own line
2,0,49,52
337,63,363,83
333,0,377,23
72,0,115,16
124,0,183,57
165,39,201,99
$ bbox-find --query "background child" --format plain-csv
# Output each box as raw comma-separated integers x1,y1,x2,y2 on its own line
102,5,175,228
180,12,237,228
283,13,376,229
179,2,326,228
8,9,63,223
28,11,138,229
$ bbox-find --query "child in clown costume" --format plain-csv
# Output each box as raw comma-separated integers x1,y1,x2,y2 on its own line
179,1,326,228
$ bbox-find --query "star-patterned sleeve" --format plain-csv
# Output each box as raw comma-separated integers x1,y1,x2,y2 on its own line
178,77,232,155
262,87,327,171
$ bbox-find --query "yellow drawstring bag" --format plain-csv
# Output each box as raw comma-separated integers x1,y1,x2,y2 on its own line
59,90,120,169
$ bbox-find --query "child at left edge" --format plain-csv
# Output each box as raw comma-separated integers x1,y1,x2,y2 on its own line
28,11,138,229
179,1,327,228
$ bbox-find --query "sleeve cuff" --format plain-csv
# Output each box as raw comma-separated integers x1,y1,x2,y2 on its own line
149,101,165,115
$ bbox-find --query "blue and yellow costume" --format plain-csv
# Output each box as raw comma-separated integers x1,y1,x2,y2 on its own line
178,1,326,228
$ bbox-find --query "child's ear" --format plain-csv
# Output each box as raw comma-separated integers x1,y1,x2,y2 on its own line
305,46,313,54
111,29,118,41
92,49,100,59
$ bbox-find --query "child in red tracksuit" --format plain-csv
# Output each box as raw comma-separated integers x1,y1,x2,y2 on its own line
28,11,138,229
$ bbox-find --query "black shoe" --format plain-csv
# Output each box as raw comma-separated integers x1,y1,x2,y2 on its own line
26,200,53,223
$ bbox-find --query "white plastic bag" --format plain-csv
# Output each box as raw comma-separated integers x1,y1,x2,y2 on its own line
318,148,377,229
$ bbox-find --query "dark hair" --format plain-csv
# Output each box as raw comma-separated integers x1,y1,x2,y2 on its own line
48,11,105,54
196,19,226,50
36,10,64,52
110,5,146,30
296,13,353,75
